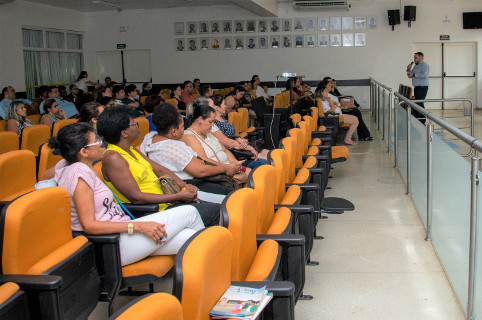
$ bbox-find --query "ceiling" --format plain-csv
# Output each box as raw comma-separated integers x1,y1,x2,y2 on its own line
24,0,241,12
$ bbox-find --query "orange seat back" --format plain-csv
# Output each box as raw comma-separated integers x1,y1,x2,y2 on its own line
280,137,298,183
174,226,232,320
0,120,5,132
288,128,305,168
290,113,302,128
227,111,241,135
0,132,19,154
165,98,178,108
115,293,183,320
133,117,150,147
37,143,62,181
20,125,50,157
27,114,41,125
140,96,147,105
274,91,290,109
238,107,250,133
268,149,290,203
249,165,277,234
310,107,319,131
0,150,36,201
315,98,326,117
52,119,77,136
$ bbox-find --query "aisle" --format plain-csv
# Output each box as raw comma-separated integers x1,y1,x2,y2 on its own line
295,113,465,319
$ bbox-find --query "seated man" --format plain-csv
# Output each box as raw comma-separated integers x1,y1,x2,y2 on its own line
0,86,34,119
39,86,78,118
181,80,197,105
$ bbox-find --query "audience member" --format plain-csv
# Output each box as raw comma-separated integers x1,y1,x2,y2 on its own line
74,71,100,92
122,84,143,117
65,84,82,103
141,82,151,97
39,86,78,118
171,85,186,112
40,99,66,130
5,101,33,135
78,101,104,130
181,80,197,105
144,95,163,131
199,84,213,98
0,86,34,119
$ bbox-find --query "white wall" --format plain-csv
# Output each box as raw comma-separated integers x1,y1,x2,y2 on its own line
0,0,85,91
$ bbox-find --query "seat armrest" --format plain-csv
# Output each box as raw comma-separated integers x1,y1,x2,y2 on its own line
73,232,120,244
0,275,62,290
274,204,314,213
256,234,305,247
122,204,158,217
286,183,319,192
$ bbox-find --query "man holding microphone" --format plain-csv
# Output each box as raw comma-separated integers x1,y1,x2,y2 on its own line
406,52,430,124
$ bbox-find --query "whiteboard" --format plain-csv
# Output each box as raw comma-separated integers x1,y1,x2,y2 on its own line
95,49,151,83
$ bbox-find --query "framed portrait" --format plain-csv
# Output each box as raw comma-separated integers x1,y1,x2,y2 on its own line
293,18,304,31
246,20,256,32
282,35,292,48
234,20,245,33
199,21,209,34
258,20,268,32
282,19,292,32
222,37,233,49
305,34,316,47
211,21,221,34
187,38,197,51
342,17,353,30
269,19,280,32
318,34,329,47
175,38,185,51
211,37,221,50
355,33,366,46
367,16,377,29
342,33,354,46
222,20,232,33
234,36,245,49
330,17,341,30
270,35,280,48
199,37,210,50
295,35,304,47
318,17,329,30
246,36,257,49
187,22,197,35
355,17,366,30
306,18,317,31
174,22,184,35
330,33,341,47
259,36,268,48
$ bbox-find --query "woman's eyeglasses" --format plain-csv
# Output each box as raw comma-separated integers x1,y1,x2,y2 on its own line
129,121,139,128
84,138,103,148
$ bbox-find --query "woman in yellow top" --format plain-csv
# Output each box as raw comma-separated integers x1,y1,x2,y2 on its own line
97,105,221,226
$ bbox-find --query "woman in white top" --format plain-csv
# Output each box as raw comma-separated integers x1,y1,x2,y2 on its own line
140,102,240,202
74,71,100,92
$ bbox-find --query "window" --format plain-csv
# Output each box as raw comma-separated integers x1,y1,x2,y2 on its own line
22,27,83,99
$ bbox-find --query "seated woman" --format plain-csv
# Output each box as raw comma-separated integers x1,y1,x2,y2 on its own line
211,95,268,168
181,97,249,183
97,105,221,226
50,122,204,267
141,103,238,202
40,99,66,131
79,101,104,130
144,95,163,131
5,101,33,135
170,84,186,113
287,77,314,114
318,83,359,145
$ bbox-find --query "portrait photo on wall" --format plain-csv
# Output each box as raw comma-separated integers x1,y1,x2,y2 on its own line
199,21,209,34
330,17,341,30
258,20,268,32
282,18,292,32
355,17,366,29
318,34,329,46
306,18,317,31
330,33,341,46
222,20,232,33
222,37,233,49
199,37,210,50
270,19,280,32
234,36,244,49
294,18,304,31
367,16,378,29
187,22,197,35
270,35,280,48
174,22,184,35
342,33,354,46
211,21,221,33
247,36,257,49
259,36,268,48
175,38,185,51
318,17,329,30
342,17,353,30
187,38,197,51
211,37,220,49
295,35,304,47
306,34,316,47
283,35,292,48
234,20,245,32
355,33,366,46
247,20,256,32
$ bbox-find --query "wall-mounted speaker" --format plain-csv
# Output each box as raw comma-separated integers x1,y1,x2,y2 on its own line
388,9,400,30
404,6,417,21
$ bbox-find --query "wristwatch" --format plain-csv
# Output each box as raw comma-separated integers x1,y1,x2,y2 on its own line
127,222,134,235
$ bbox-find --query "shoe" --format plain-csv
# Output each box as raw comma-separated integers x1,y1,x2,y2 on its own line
360,137,373,141
344,139,357,145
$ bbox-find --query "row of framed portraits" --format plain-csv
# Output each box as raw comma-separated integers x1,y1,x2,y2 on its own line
175,33,367,51
174,16,378,35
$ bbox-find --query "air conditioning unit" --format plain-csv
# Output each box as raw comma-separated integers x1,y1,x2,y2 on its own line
0,0,14,4
293,1,351,11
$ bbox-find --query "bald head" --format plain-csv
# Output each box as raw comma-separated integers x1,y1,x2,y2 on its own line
224,95,235,113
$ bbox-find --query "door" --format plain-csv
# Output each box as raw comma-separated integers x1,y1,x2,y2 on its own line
95,49,151,84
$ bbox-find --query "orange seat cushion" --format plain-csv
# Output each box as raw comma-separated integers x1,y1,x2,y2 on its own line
266,207,291,235
1,187,35,202
341,123,351,128
280,185,301,205
311,138,321,146
307,146,319,156
302,156,317,169
122,255,175,278
245,239,279,281
332,146,349,159
293,168,310,184
318,125,327,131
115,293,183,320
0,282,20,305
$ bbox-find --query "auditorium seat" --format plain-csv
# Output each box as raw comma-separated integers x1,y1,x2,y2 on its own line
51,119,77,136
110,293,182,320
26,114,40,125
0,132,19,154
132,117,149,147
0,282,29,319
20,125,50,157
0,150,36,202
37,143,62,181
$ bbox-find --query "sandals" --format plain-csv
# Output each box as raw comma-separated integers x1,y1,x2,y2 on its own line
359,136,374,141
344,139,357,145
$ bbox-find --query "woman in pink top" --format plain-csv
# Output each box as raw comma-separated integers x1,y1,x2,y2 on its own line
50,122,204,266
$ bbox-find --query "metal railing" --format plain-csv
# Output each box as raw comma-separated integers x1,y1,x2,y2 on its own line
370,78,392,152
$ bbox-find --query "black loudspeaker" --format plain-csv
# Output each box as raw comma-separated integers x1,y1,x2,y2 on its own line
388,10,401,25
404,6,416,21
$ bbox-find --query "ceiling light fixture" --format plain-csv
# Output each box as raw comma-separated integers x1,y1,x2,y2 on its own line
92,0,122,11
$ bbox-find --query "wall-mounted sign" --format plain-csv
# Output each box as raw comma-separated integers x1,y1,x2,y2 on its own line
117,44,126,49
440,35,450,41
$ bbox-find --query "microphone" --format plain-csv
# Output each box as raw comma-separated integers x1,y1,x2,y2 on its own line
410,61,414,66
407,61,414,72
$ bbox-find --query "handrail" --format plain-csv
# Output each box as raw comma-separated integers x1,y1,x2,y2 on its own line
394,93,481,153
370,78,392,92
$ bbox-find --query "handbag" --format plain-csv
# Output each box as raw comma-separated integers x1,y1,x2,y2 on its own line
196,156,239,189
158,175,181,194
249,139,264,153
229,148,254,161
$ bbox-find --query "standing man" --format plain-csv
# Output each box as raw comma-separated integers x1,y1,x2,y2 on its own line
407,52,429,124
